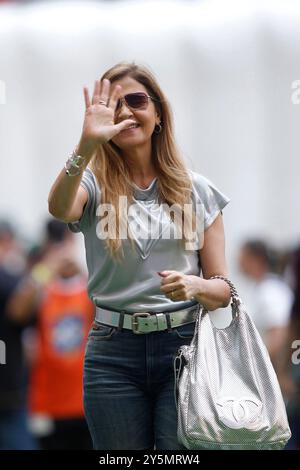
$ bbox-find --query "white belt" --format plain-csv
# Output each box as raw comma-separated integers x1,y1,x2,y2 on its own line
95,304,199,335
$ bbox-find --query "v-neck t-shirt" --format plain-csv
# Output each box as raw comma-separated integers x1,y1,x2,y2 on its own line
68,168,230,314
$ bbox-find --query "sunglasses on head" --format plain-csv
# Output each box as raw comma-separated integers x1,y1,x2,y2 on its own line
115,92,156,112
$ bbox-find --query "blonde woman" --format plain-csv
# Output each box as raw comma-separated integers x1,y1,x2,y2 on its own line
48,62,231,450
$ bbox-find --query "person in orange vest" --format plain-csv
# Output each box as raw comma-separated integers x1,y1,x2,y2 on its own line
7,220,94,449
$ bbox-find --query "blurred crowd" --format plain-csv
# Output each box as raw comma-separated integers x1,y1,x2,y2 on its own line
1,216,300,449
238,238,300,449
0,218,94,449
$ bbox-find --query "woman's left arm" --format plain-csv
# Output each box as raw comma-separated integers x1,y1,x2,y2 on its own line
195,212,231,310
159,213,231,311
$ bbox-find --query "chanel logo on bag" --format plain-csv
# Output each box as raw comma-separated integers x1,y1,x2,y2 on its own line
216,396,263,430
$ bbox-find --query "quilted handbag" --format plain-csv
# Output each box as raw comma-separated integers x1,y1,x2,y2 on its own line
174,275,291,450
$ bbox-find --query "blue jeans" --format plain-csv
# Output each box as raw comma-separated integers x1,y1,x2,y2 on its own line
83,320,196,450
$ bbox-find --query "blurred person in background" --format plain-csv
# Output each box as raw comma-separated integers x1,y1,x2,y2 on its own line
0,220,37,450
277,244,300,449
238,239,294,374
7,219,94,450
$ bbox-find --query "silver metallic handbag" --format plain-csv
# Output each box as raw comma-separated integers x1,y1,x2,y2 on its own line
174,275,291,450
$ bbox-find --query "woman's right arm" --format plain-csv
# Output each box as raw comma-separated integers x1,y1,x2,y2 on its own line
48,139,95,223
48,78,137,223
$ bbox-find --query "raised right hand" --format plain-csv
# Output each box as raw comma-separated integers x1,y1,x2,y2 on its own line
80,78,136,148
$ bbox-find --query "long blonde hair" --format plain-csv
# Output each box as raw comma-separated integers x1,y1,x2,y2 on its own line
90,61,196,262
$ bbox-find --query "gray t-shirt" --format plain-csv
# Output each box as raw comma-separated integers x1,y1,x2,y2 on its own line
68,168,230,313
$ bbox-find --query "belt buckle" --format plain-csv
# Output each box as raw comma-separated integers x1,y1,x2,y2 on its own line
132,312,151,334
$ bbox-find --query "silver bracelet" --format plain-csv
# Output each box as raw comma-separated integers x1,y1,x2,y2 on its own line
65,148,86,176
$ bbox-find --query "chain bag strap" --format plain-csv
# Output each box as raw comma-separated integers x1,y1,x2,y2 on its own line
191,275,241,344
